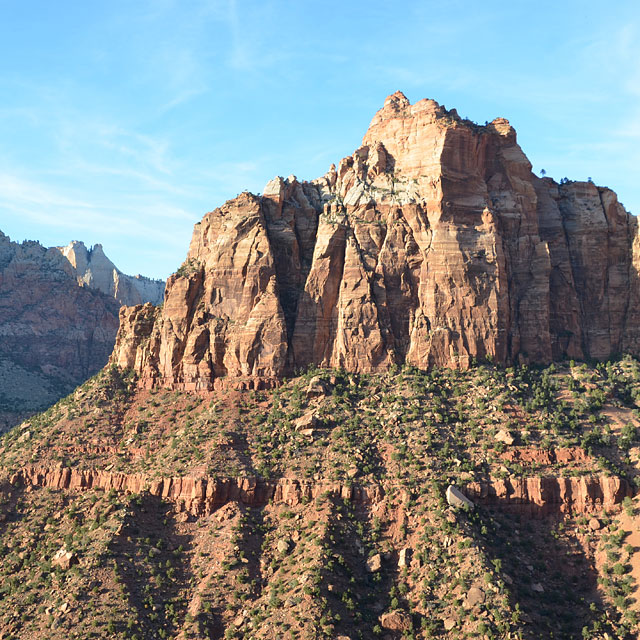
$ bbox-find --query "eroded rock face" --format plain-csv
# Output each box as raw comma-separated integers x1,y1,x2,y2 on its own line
10,465,384,517
10,465,628,519
0,234,164,431
55,241,165,307
112,91,640,388
464,474,632,517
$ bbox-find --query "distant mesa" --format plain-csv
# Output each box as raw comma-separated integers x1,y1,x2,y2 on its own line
112,91,640,390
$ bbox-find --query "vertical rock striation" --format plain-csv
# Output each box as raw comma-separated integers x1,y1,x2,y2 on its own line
9,465,629,519
112,92,640,388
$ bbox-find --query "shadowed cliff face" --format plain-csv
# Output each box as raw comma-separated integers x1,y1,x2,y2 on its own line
0,233,121,429
0,234,166,431
112,91,640,389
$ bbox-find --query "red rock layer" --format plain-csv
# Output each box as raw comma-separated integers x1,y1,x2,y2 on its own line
111,92,640,388
464,474,632,517
9,466,383,517
499,447,589,465
8,466,632,519
0,233,120,404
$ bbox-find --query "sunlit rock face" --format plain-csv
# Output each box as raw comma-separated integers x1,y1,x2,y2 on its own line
112,91,640,388
0,232,120,429
56,240,165,307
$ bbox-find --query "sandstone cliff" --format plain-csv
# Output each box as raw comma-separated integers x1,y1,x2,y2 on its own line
55,240,165,306
112,91,640,389
9,465,630,520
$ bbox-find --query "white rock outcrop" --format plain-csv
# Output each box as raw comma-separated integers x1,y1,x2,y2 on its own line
55,241,165,306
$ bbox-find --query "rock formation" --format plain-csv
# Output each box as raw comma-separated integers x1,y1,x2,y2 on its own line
10,465,628,520
55,240,165,307
0,232,120,428
111,91,640,389
463,474,632,517
10,465,383,517
0,233,164,430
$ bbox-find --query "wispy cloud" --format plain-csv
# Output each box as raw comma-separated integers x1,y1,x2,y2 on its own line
226,0,291,72
0,171,197,251
0,173,97,212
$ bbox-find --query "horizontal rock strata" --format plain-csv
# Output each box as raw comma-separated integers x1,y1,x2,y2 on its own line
111,92,640,389
464,474,632,517
7,466,632,519
9,466,383,517
498,447,589,465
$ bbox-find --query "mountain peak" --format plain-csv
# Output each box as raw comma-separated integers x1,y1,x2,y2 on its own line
384,89,410,108
113,94,640,390
55,241,164,306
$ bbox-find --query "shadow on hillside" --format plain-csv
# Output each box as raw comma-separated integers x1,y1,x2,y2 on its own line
229,429,261,477
317,495,394,639
0,478,24,539
110,494,192,638
472,506,626,640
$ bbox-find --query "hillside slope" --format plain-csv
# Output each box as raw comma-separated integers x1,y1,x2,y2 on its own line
1,361,640,638
2,94,640,639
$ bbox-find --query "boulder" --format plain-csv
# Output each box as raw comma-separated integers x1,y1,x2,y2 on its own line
495,429,514,446
52,547,78,571
294,411,318,432
277,538,292,554
464,586,485,608
380,610,412,632
367,553,382,572
306,376,328,398
446,485,474,509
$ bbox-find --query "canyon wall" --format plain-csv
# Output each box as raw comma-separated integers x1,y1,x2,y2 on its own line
464,474,632,517
0,232,120,428
112,92,640,389
0,233,164,430
10,465,383,517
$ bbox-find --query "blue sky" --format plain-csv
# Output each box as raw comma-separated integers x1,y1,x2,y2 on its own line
1,0,639,280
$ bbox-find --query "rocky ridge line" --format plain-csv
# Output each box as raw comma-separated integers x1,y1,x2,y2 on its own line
0,232,120,430
0,232,165,431
55,240,165,307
